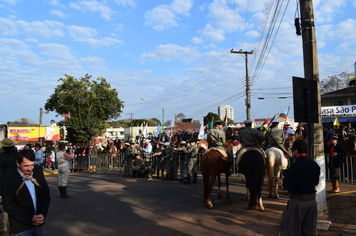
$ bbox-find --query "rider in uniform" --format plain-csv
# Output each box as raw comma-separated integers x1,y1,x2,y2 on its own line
208,120,233,175
238,120,265,148
264,121,285,149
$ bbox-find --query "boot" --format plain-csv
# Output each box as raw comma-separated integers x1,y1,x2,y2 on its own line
58,187,63,197
156,171,160,179
164,174,170,180
225,163,231,176
331,180,340,193
184,174,191,184
60,186,71,198
131,170,136,178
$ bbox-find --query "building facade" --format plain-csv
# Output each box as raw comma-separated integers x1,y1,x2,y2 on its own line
218,105,234,122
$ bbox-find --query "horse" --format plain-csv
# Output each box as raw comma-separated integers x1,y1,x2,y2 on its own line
236,148,266,211
118,141,127,153
265,147,288,199
200,140,232,209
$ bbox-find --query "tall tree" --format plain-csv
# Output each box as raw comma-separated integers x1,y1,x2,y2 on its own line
204,112,220,125
45,74,124,144
320,72,352,94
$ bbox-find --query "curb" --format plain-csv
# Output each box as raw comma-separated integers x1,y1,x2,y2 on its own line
326,190,356,198
44,171,58,175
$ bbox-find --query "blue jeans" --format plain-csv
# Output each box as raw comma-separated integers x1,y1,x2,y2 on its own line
51,161,56,170
14,225,43,236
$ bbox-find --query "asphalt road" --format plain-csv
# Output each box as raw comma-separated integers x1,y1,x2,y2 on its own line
43,172,288,236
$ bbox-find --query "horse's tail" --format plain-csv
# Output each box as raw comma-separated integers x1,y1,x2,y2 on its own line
244,151,265,208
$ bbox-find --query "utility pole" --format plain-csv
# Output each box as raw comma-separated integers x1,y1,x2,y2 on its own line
230,49,254,120
299,0,326,213
126,113,134,139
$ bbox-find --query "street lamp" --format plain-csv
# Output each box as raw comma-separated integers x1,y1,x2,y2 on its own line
140,98,185,133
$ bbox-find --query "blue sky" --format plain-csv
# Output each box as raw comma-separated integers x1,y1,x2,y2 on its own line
0,0,355,126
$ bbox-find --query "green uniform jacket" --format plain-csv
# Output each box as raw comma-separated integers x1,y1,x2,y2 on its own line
238,127,265,147
209,127,226,148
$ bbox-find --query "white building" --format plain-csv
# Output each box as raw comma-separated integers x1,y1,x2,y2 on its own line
218,105,234,122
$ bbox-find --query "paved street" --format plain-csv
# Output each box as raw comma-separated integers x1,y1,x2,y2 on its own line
42,171,356,236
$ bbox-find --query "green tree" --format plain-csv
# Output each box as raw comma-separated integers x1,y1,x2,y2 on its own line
44,74,124,144
204,112,220,126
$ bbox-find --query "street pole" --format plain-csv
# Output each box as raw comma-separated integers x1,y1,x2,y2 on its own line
230,49,254,120
140,98,185,135
299,0,326,213
126,113,134,139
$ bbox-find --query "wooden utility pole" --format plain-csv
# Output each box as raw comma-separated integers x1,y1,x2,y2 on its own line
299,0,326,213
126,113,134,138
230,49,254,120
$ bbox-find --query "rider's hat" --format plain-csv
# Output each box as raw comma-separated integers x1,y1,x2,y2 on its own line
244,120,252,124
215,120,223,125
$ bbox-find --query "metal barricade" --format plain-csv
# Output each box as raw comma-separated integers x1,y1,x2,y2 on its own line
325,154,356,184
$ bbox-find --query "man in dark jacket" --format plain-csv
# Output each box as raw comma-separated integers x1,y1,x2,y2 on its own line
326,134,347,193
280,139,320,236
2,149,50,235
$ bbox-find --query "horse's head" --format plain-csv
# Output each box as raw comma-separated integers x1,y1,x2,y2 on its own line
197,140,208,152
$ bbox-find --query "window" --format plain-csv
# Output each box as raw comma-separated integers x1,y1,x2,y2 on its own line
334,101,343,106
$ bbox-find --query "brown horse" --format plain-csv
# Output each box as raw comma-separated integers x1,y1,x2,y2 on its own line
118,141,127,153
200,140,232,209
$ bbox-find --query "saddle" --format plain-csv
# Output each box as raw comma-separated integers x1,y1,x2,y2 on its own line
236,147,266,162
206,148,228,162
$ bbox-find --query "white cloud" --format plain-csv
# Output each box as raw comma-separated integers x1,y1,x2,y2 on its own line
191,37,203,44
201,23,225,42
144,0,193,31
314,0,348,23
144,5,178,31
171,0,193,16
140,43,202,63
50,9,67,18
67,25,97,38
8,19,64,38
113,0,136,7
335,18,356,42
69,0,116,21
48,0,65,8
76,37,123,48
81,56,106,70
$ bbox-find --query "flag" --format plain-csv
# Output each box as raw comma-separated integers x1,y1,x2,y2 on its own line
268,114,276,127
168,114,176,129
333,117,340,127
153,125,161,136
139,123,143,134
193,120,198,132
261,117,269,128
143,123,148,138
222,110,227,131
275,106,290,122
198,116,205,140
252,117,257,129
207,120,213,129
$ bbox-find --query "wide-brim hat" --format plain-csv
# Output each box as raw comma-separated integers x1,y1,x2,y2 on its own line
244,120,252,124
144,139,150,143
0,138,18,147
163,142,170,147
58,142,67,150
331,135,338,140
180,141,186,145
130,141,136,145
284,122,290,126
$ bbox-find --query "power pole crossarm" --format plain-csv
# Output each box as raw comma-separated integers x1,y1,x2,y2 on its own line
230,49,254,120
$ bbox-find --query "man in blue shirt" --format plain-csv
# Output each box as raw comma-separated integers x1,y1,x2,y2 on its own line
34,143,43,171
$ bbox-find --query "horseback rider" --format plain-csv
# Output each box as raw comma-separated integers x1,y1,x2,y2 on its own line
264,121,285,149
264,121,292,158
208,120,233,175
238,120,265,148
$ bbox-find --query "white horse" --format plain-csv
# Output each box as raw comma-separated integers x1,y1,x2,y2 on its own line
265,147,288,199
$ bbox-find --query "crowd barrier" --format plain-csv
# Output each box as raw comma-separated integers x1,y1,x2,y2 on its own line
43,152,356,184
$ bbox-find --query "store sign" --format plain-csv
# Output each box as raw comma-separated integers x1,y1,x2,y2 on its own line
321,105,356,118
8,126,59,142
